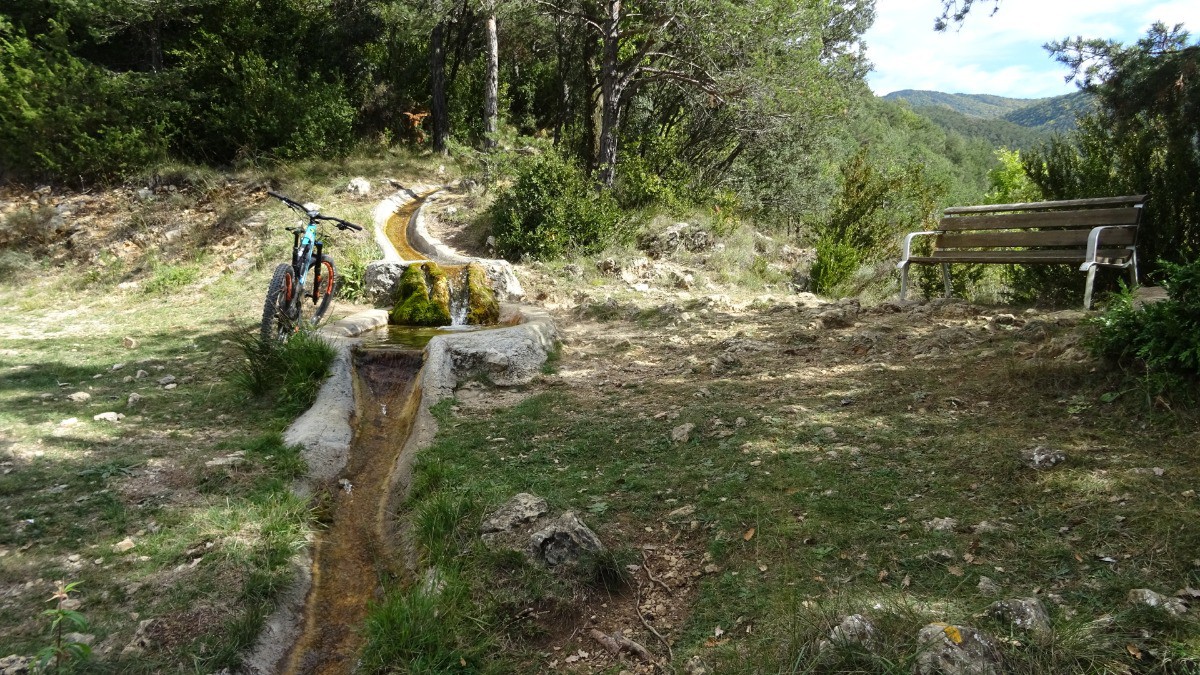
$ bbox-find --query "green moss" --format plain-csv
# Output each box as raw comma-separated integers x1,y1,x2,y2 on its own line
464,263,500,326
390,263,452,326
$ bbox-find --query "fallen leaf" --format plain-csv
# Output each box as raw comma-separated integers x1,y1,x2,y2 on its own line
877,570,889,582
902,574,912,588
743,527,756,541
1126,643,1143,660
1074,552,1083,562
948,565,964,577
714,626,725,638
460,658,467,667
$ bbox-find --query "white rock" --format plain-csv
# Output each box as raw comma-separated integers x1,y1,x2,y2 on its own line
93,412,125,423
113,538,136,553
67,392,91,403
670,423,695,444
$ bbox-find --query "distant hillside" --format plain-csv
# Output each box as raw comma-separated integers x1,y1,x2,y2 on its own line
880,89,1096,146
882,90,1040,119
905,105,1050,151
1001,91,1094,133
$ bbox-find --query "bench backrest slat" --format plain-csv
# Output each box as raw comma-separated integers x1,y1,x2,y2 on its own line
938,207,1141,232
942,194,1147,215
937,226,1137,250
926,249,1134,264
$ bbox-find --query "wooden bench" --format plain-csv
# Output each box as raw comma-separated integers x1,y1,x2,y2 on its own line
897,195,1147,309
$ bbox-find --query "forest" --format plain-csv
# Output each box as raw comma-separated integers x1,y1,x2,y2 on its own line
1,0,1197,293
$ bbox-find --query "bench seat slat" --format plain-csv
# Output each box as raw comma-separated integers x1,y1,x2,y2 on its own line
938,208,1141,231
942,195,1146,215
909,249,1133,265
937,227,1137,249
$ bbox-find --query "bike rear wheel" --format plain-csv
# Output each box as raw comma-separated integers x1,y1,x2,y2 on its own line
261,263,299,343
305,256,337,326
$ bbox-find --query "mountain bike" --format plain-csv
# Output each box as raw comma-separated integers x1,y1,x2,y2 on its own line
260,191,363,343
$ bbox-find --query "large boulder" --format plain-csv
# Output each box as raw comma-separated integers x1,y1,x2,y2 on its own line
528,512,604,566
363,261,407,305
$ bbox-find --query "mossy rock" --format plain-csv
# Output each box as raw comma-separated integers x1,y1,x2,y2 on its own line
390,263,452,326
465,263,500,325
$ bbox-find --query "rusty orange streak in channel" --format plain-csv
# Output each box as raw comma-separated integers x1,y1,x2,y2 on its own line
280,350,424,675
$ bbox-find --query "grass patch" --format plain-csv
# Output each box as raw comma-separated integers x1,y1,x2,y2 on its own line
370,299,1200,672
0,228,322,670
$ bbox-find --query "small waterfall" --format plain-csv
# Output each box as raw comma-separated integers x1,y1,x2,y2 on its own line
447,266,470,326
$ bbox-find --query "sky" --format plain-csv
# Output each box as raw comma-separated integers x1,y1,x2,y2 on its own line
863,0,1200,99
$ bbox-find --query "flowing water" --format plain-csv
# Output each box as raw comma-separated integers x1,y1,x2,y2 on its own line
281,350,423,675
278,190,505,673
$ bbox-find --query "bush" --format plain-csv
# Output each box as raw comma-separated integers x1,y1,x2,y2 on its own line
231,328,337,417
0,21,167,182
809,146,943,295
1090,259,1200,390
489,151,631,261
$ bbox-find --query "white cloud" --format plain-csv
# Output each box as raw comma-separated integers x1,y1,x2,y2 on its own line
864,0,1199,98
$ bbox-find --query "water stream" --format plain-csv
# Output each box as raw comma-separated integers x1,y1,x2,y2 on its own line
281,350,423,675
277,190,503,674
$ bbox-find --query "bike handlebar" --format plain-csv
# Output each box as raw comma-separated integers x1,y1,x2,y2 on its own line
267,190,363,231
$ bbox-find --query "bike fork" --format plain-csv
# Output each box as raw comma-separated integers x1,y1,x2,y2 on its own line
311,242,324,302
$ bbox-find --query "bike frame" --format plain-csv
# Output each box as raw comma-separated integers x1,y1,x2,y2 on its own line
288,213,325,306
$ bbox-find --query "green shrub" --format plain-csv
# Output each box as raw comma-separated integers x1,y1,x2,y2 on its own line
489,151,631,261
0,21,167,182
809,145,943,295
144,263,201,294
1090,259,1200,390
230,328,336,417
810,237,860,294
336,238,383,304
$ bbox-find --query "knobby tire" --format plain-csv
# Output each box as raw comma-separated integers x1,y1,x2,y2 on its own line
261,263,297,343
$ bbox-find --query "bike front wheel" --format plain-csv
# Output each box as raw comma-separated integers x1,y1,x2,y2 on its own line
304,256,337,326
261,263,299,343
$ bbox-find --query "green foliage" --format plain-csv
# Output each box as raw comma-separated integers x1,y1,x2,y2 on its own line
984,148,1043,204
143,262,201,294
1027,24,1200,274
0,21,166,182
882,90,1040,118
35,580,91,673
230,328,336,417
336,238,383,304
1090,259,1200,390
360,573,488,674
490,151,630,261
810,146,943,294
390,263,452,326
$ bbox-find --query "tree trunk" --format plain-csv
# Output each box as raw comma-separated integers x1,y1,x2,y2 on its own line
430,21,449,154
596,0,622,188
483,8,499,148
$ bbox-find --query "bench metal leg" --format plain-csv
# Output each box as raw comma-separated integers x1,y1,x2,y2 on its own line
1083,265,1098,310
899,264,910,301
1128,249,1139,288
941,263,952,298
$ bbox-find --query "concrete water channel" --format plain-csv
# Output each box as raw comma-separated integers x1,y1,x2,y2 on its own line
249,186,557,674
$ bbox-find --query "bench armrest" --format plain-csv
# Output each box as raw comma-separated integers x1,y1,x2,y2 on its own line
1080,225,1135,271
897,231,940,268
